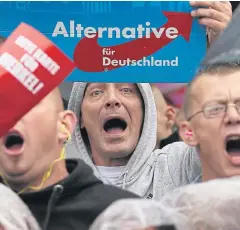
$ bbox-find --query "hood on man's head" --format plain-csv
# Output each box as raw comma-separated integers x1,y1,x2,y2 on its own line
0,184,41,230
66,83,157,183
199,4,240,71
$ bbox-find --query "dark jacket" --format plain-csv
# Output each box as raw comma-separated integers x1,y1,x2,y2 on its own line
159,131,180,149
16,159,138,230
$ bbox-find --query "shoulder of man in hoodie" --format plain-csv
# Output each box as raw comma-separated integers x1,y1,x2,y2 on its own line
154,142,202,188
19,159,138,230
124,141,202,199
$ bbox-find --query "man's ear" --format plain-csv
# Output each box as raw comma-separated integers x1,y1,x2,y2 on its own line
164,106,176,130
179,121,198,146
58,110,77,142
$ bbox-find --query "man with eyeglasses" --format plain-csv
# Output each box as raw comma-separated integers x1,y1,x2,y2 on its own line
180,63,240,182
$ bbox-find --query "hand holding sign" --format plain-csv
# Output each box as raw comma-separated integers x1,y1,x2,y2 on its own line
190,1,232,44
0,23,75,137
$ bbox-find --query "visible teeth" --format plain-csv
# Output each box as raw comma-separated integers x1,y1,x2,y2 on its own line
227,136,240,141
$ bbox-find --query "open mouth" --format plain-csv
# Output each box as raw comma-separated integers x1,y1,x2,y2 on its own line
226,136,240,154
103,118,127,135
4,131,24,150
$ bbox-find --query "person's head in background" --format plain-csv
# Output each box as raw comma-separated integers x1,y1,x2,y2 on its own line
175,107,186,130
91,177,240,230
89,198,179,230
0,183,40,230
163,95,179,115
150,84,176,148
180,63,240,182
160,176,240,230
0,87,77,193
133,226,176,230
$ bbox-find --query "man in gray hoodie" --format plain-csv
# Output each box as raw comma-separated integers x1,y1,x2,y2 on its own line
66,83,201,199
66,1,232,199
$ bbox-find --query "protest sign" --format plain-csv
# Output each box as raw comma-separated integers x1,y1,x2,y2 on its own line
0,1,207,83
0,23,74,137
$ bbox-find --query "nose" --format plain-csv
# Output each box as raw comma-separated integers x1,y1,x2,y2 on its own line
104,91,121,109
224,105,240,125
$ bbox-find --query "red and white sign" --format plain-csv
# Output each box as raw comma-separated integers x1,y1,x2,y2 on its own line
0,23,75,137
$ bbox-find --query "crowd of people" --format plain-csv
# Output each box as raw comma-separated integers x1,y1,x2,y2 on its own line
0,1,240,230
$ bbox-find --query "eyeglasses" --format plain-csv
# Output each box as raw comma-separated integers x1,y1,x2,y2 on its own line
187,101,240,121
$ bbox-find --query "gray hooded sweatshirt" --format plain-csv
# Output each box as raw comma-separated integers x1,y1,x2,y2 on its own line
0,184,41,230
66,83,202,199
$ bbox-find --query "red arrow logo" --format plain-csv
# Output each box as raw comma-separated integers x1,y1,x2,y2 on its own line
74,12,193,72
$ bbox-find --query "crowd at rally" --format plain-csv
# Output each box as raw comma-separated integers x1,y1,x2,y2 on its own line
0,1,240,230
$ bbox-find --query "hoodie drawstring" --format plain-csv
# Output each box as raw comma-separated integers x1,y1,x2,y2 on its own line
122,171,128,189
43,184,64,230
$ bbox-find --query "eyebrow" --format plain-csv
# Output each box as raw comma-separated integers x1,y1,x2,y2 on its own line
204,97,240,105
233,97,240,102
86,83,102,91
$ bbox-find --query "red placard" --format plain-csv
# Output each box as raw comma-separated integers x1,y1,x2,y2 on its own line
0,23,75,137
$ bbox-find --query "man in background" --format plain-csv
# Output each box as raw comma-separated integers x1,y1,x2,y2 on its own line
151,84,176,149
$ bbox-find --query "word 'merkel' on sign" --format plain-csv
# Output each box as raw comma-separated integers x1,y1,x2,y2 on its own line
52,20,179,39
0,52,44,94
0,35,61,95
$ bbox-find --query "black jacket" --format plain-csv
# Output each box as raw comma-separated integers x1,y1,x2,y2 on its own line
17,159,138,230
159,131,180,149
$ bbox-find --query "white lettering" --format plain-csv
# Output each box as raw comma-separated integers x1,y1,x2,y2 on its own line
166,27,178,39
20,53,39,72
85,27,97,38
15,35,37,54
32,82,44,94
0,52,44,94
103,57,111,66
33,48,60,75
52,22,69,37
152,28,165,38
52,21,180,40
108,27,121,39
145,22,151,38
122,27,135,39
171,56,178,66
100,56,178,67
98,27,108,38
136,24,144,38
76,24,84,38
22,73,39,92
111,59,118,66
70,20,75,37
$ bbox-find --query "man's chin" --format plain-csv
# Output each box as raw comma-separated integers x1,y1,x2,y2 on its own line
222,167,240,178
104,146,134,158
2,167,30,182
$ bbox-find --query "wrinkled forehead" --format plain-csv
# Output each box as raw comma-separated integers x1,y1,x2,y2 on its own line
80,83,144,112
83,83,142,100
192,71,240,107
85,82,139,90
